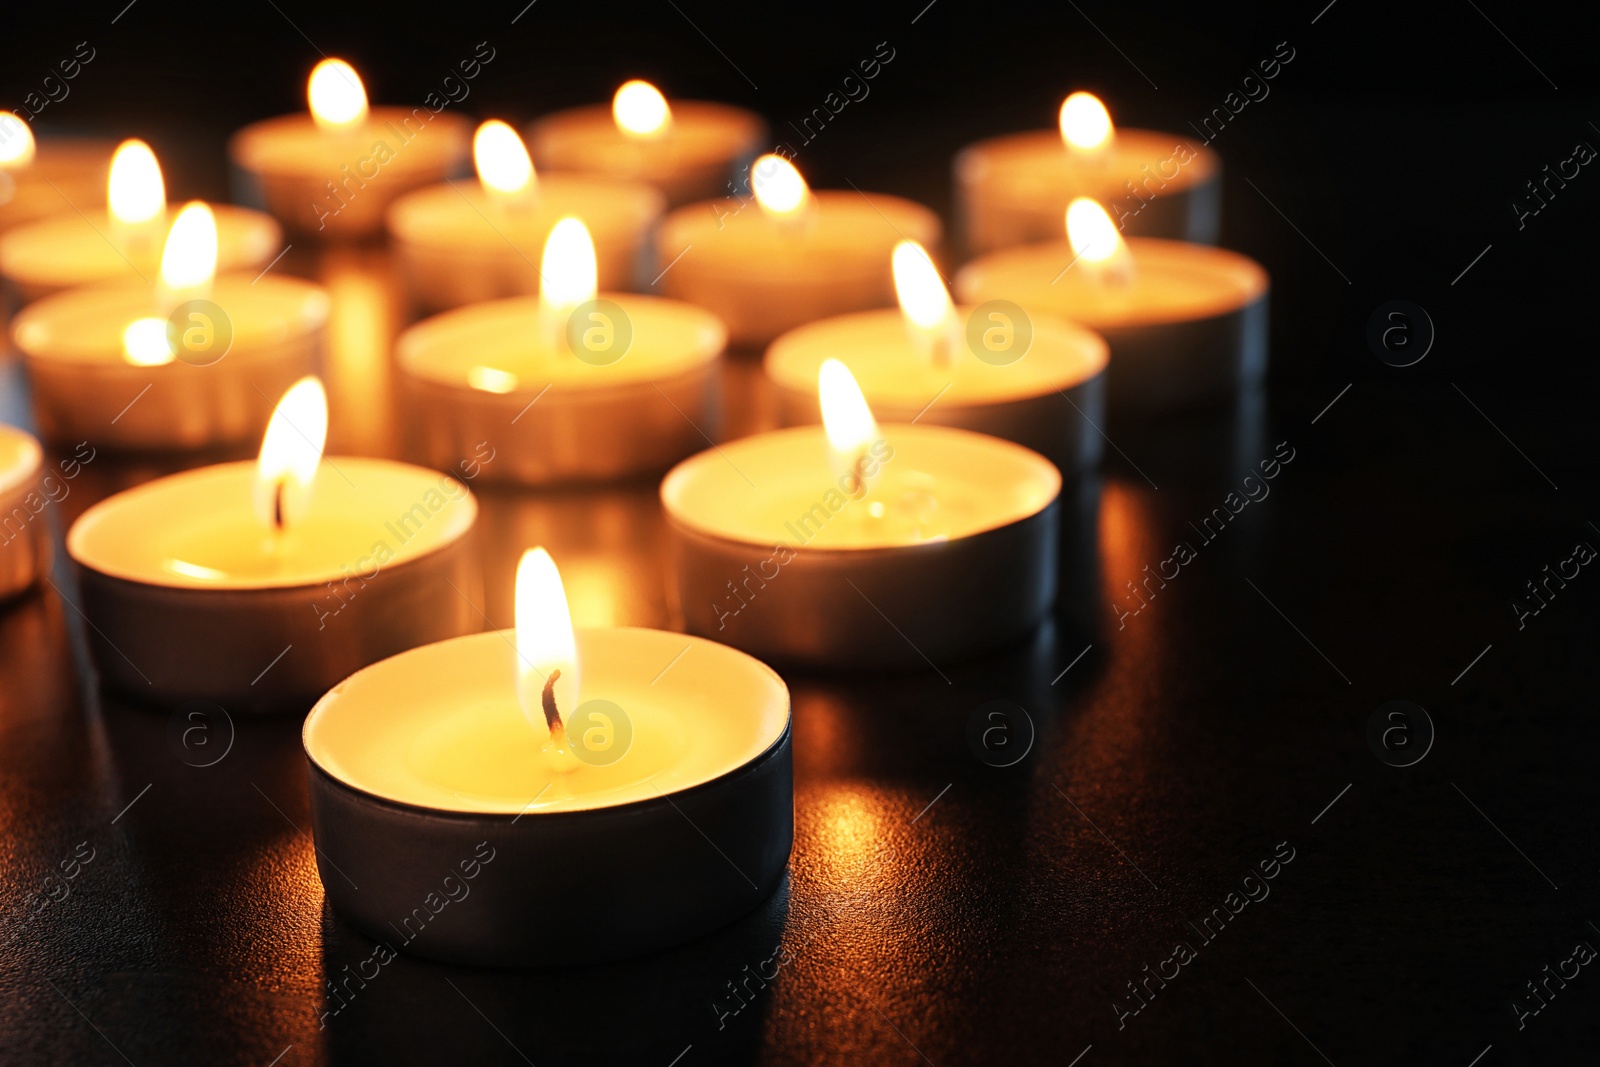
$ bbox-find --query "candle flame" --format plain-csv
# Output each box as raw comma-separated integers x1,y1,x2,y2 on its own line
308,59,369,130
122,318,174,367
891,240,953,332
1067,198,1127,262
108,139,165,226
819,358,879,458
515,547,581,741
613,80,672,138
1059,91,1113,152
159,201,218,293
0,112,36,168
752,154,810,219
540,216,598,316
255,376,328,533
473,120,535,196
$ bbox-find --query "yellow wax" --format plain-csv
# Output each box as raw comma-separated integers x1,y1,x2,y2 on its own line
662,424,1060,550
68,457,476,590
0,424,42,497
765,306,1107,407
527,101,766,203
229,109,470,183
0,138,113,234
304,627,789,814
0,203,280,294
397,292,725,392
954,237,1268,330
957,127,1218,214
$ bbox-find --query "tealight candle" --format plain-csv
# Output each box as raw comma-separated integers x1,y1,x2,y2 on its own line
12,203,330,450
386,119,663,312
955,91,1222,254
0,424,46,600
0,139,281,305
955,198,1268,415
304,547,791,966
66,378,479,711
0,113,113,235
658,155,942,349
765,239,1109,478
230,58,471,239
662,361,1060,668
527,80,767,207
397,217,726,485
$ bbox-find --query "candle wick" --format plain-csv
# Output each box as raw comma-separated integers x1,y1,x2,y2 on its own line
845,455,870,500
541,668,566,743
272,481,286,533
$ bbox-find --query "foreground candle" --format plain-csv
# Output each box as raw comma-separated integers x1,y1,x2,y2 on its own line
387,119,663,311
12,203,329,450
66,378,479,711
663,361,1060,667
0,139,280,305
304,547,791,966
527,80,766,207
230,58,471,239
765,239,1108,477
0,113,113,235
658,154,940,348
955,198,1268,415
398,218,726,484
955,91,1221,254
0,424,46,600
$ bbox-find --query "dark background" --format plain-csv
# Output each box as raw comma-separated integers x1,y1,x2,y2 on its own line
1,1,1598,1065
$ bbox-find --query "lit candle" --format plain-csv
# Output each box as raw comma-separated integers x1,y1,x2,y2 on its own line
0,423,46,600
526,80,767,207
386,119,663,312
65,377,480,710
11,203,330,450
0,112,114,236
396,217,726,484
955,197,1268,416
954,90,1222,254
229,58,471,239
0,139,280,305
764,239,1109,476
662,361,1061,667
658,155,941,348
302,546,791,966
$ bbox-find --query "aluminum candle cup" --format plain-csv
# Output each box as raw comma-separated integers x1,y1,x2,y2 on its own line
230,109,471,239
303,626,792,967
386,176,664,312
658,190,940,350
396,293,726,486
0,138,114,234
0,204,279,306
12,276,330,450
955,128,1221,254
764,308,1109,478
662,424,1061,669
65,458,479,712
527,99,767,207
0,425,46,600
955,237,1268,416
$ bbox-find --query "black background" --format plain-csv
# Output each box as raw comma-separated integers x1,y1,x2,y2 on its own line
1,1,1598,1065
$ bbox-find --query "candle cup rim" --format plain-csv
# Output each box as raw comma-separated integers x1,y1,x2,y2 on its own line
302,625,792,817
956,125,1223,184
0,425,43,497
227,108,472,178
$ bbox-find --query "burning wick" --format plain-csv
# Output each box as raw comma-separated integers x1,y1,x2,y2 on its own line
541,668,567,747
272,481,286,533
